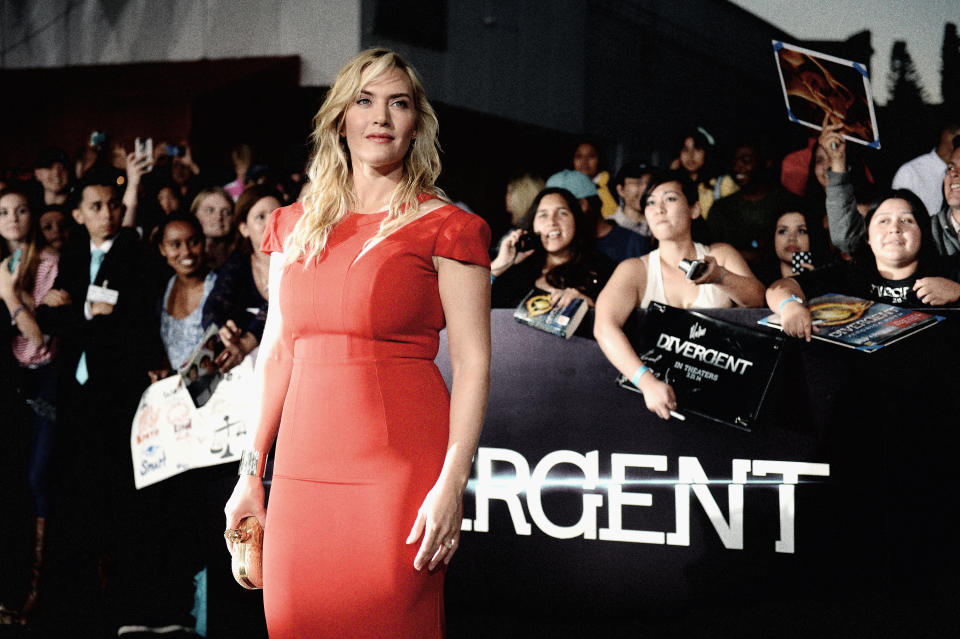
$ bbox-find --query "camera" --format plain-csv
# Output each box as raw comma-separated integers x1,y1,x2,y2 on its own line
678,258,708,280
516,232,542,253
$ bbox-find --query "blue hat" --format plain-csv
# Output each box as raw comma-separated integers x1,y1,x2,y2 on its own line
546,170,597,199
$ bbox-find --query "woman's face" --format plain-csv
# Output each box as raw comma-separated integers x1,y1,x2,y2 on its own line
195,193,234,239
644,181,697,241
532,193,576,255
813,145,829,189
38,209,68,252
159,220,204,277
679,137,706,175
342,68,418,175
0,193,32,244
573,143,599,178
158,187,180,215
867,198,922,269
773,212,810,264
240,196,280,255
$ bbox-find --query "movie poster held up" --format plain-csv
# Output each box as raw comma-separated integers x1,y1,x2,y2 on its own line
772,40,881,148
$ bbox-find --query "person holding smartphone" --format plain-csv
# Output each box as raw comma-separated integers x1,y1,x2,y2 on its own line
593,170,765,420
490,187,615,309
754,206,831,286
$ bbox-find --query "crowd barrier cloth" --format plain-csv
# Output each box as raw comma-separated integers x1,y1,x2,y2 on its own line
437,308,960,637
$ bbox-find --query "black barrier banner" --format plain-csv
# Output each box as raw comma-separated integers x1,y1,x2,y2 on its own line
633,303,785,430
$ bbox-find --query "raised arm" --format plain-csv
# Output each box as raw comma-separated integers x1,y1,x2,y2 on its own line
407,257,491,571
594,258,676,420
224,251,293,535
819,118,865,253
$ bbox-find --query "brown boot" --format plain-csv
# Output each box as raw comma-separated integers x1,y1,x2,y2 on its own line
18,517,46,622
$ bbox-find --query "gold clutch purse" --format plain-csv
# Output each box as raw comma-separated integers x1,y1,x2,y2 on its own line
226,517,264,590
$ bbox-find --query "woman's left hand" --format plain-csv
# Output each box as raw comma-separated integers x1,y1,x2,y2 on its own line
406,480,463,571
913,277,960,306
550,287,589,310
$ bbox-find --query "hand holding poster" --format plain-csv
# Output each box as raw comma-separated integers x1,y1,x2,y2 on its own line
130,356,257,489
772,40,880,148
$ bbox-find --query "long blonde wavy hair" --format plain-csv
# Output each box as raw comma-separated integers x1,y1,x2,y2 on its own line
286,48,443,265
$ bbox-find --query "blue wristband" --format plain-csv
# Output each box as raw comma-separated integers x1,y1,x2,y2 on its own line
631,365,650,387
778,295,803,313
490,273,497,284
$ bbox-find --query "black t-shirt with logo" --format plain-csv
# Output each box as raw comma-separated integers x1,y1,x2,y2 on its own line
793,257,960,308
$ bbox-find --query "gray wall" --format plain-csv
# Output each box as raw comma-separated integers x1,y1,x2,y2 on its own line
0,0,361,86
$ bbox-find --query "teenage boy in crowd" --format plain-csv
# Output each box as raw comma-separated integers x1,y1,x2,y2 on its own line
610,160,654,238
33,148,70,206
36,170,157,628
707,140,795,267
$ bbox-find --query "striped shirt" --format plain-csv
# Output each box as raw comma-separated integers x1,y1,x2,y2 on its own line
12,250,58,367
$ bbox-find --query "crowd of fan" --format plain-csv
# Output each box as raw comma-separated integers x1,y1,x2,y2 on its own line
2,114,959,636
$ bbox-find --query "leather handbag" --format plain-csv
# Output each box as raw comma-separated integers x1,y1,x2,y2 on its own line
227,517,264,590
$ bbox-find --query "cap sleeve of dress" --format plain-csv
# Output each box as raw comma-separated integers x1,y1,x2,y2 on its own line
433,208,492,267
260,203,302,255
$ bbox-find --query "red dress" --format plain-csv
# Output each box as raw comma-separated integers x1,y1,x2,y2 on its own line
258,199,490,638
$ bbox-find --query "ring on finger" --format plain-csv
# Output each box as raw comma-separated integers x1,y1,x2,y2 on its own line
444,539,455,549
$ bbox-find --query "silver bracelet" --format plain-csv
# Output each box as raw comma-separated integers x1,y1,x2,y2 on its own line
238,450,269,477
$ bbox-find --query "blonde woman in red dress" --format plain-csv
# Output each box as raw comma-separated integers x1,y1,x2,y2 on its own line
224,49,491,638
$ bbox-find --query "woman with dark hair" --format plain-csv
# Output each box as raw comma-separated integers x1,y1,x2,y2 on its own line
490,186,615,308
203,185,280,370
754,205,832,286
768,189,960,341
593,170,765,420
672,127,737,220
0,185,60,622
572,139,618,218
151,212,217,379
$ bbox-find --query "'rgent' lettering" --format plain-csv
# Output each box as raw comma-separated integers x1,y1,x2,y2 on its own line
463,447,829,554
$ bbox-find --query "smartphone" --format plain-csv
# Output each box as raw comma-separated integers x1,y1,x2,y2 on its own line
678,258,708,280
89,131,107,147
791,251,813,274
164,143,185,157
135,137,154,172
517,232,542,253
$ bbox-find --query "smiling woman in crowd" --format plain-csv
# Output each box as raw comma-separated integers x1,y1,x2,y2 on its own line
490,186,615,309
767,189,960,341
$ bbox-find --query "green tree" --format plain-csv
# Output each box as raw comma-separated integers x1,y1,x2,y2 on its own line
942,23,960,109
888,40,926,109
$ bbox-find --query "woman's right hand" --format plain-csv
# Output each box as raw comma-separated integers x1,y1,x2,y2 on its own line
490,229,535,275
636,373,677,421
780,300,816,341
819,114,847,173
224,474,267,551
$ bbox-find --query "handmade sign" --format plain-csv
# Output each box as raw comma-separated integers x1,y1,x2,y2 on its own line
130,357,256,488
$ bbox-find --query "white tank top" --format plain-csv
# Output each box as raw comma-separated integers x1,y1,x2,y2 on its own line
640,243,735,309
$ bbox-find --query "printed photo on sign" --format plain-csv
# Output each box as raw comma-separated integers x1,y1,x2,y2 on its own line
772,40,880,148
131,356,256,489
